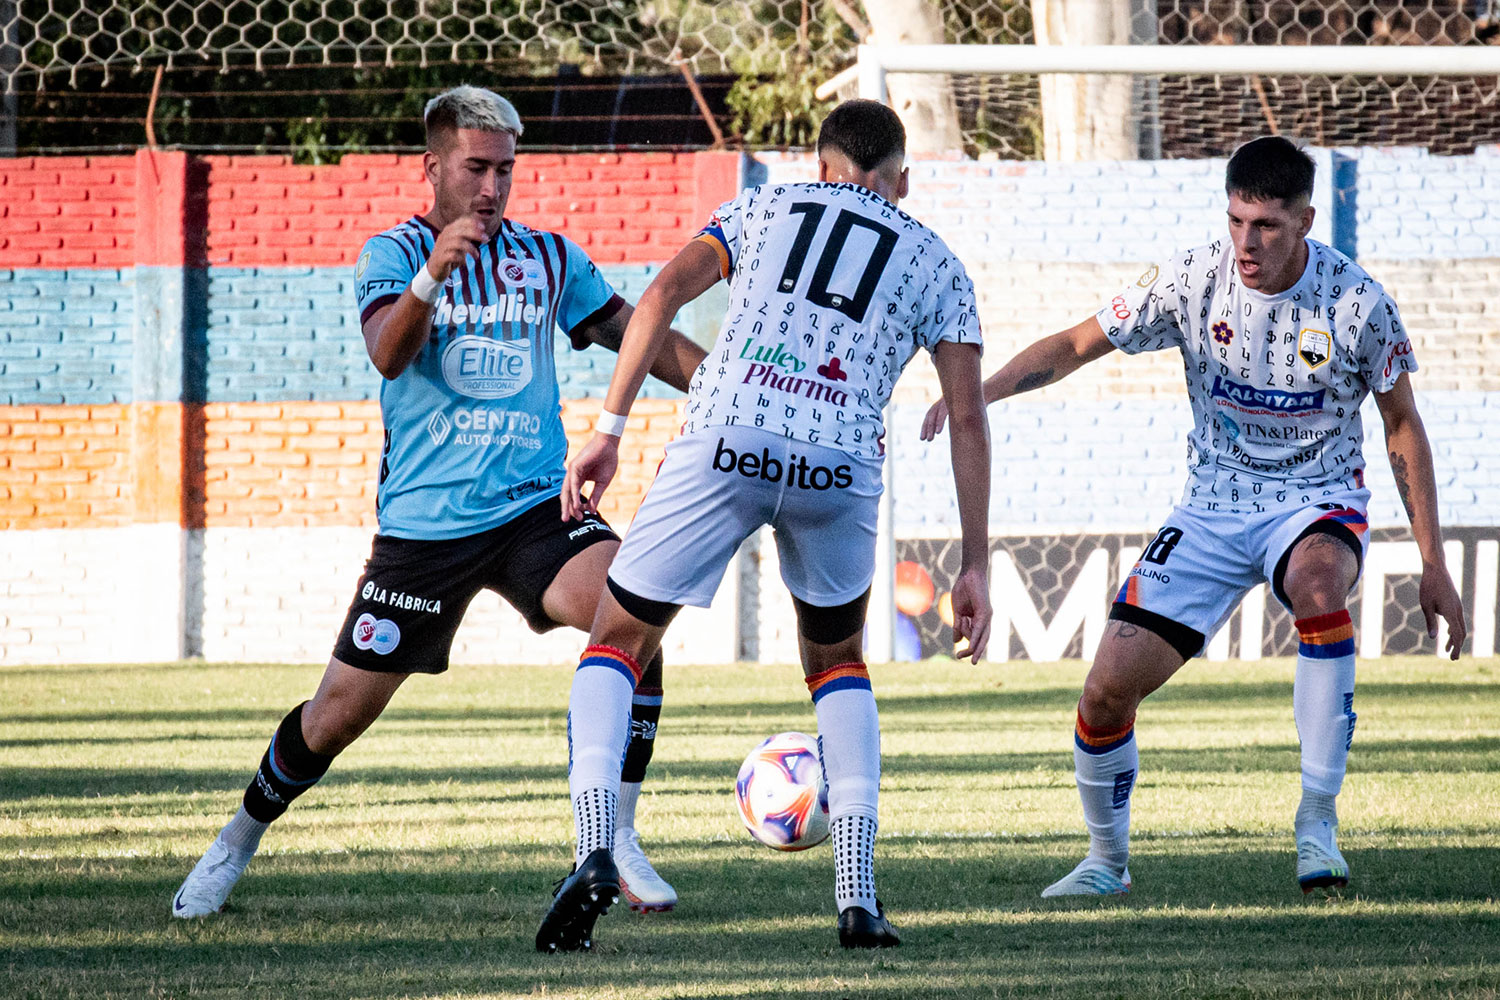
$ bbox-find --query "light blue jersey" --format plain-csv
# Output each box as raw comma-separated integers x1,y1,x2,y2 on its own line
354,216,621,539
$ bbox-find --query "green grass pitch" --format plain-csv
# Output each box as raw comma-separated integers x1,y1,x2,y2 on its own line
2,655,1498,999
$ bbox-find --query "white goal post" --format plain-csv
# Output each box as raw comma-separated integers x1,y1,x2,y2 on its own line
856,42,1500,663
856,43,1500,101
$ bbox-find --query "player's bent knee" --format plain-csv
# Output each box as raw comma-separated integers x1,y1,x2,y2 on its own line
1079,675,1138,731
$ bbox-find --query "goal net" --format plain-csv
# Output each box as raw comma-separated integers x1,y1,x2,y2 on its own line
853,42,1500,159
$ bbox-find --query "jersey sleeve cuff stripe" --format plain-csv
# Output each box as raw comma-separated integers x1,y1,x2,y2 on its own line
693,231,732,279
360,293,402,325
567,293,627,349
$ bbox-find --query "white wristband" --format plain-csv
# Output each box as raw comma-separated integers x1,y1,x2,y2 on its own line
596,409,629,438
409,265,442,304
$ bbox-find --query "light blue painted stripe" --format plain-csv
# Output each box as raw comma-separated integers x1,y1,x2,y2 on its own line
0,268,134,405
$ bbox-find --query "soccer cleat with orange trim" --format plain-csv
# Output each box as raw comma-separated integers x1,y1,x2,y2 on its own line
613,829,676,913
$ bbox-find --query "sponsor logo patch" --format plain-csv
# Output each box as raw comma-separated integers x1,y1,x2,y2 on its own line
1135,265,1159,288
352,612,401,655
1210,375,1325,415
1298,327,1331,369
427,411,452,446
441,335,534,399
712,437,852,490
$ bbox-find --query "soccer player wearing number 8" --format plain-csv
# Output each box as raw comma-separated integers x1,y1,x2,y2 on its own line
536,100,993,953
922,136,1466,898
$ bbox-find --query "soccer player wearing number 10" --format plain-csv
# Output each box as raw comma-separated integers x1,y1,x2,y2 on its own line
535,100,994,952
923,136,1466,897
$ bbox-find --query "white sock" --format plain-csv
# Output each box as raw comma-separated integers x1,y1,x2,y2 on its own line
1296,790,1339,849
1073,710,1137,872
830,814,878,916
218,806,268,855
617,781,642,837
568,646,639,864
1293,611,1357,803
808,664,880,916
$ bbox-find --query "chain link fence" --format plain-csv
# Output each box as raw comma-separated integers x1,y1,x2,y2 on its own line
6,2,1498,156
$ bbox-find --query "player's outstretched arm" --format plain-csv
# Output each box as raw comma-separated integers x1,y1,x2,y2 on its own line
932,339,992,663
362,215,486,379
575,303,708,393
561,239,721,521
1375,373,1466,659
920,315,1116,441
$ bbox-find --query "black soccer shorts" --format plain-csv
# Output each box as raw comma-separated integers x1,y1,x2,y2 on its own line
331,497,618,674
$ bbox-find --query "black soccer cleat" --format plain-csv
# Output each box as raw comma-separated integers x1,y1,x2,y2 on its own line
535,848,620,953
837,900,900,949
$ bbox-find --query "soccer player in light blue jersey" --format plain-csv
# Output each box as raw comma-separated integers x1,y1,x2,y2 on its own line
173,86,706,920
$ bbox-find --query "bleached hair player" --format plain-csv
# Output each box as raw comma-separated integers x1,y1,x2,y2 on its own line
924,135,1466,898
535,99,994,953
170,84,705,920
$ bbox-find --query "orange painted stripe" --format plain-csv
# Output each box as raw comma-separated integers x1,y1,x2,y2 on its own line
2,398,690,531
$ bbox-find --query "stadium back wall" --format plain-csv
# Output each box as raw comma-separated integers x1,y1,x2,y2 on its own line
2,147,1496,664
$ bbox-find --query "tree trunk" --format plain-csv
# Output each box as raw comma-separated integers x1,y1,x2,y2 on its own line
1034,0,1156,161
860,0,964,156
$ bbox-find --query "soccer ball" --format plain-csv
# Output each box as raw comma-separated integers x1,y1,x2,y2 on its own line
734,731,830,851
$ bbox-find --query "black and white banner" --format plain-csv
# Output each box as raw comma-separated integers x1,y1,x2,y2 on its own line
896,527,1500,662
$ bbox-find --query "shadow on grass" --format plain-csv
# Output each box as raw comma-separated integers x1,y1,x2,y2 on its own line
5,735,1498,809
6,679,1495,731
2,844,1498,1000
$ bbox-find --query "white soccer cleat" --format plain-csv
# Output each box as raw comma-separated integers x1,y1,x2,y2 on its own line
1041,858,1132,898
613,829,677,913
1296,837,1350,893
171,838,254,918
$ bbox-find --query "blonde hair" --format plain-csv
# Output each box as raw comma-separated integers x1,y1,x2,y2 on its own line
424,86,524,149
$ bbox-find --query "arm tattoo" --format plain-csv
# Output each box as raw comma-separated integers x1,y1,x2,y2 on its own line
1014,367,1054,393
1389,450,1416,520
1106,620,1140,639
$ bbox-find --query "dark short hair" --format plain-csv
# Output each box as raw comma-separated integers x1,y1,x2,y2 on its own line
1226,136,1315,203
816,99,906,172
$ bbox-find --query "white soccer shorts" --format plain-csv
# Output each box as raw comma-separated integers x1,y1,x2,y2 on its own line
1112,488,1371,658
607,425,883,609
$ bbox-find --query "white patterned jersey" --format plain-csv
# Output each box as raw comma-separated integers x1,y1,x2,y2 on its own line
1099,238,1417,513
685,181,982,459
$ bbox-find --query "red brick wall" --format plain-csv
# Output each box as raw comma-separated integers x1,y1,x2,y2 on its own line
201,151,727,268
0,157,137,269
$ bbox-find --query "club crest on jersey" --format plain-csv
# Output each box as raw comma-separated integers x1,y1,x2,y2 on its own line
1212,320,1234,346
499,257,547,289
355,251,372,280
1298,328,1331,369
441,335,534,399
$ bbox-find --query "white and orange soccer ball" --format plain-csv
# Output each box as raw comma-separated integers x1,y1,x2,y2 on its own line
734,731,830,851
